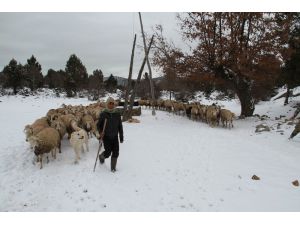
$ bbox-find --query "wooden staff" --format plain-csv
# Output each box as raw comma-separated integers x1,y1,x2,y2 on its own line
93,118,107,172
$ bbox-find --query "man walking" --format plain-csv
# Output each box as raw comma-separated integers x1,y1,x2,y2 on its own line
97,97,124,172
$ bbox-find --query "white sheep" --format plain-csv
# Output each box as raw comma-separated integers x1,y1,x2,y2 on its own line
206,105,221,127
24,117,50,144
29,127,61,169
61,114,80,139
220,109,235,129
81,114,95,138
50,119,67,153
70,129,89,164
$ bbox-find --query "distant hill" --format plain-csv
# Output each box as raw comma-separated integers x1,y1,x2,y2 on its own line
103,76,128,86
104,75,163,86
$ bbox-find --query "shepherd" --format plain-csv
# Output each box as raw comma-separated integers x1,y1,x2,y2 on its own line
97,97,124,172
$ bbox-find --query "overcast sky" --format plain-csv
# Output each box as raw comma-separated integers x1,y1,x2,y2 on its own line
0,12,184,78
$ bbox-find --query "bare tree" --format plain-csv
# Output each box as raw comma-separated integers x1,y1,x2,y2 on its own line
139,12,156,116
153,13,292,117
124,34,137,111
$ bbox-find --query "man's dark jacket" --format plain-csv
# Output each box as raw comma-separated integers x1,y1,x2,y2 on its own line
97,109,123,142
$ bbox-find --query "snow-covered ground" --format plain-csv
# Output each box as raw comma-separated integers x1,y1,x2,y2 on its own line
0,90,299,211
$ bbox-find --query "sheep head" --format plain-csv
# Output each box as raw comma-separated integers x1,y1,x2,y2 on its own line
52,121,63,131
24,125,33,141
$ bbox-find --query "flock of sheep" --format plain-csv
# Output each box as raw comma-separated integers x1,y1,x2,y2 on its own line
24,98,235,169
24,102,107,169
138,99,235,128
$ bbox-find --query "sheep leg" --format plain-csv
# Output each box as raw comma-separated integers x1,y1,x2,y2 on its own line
32,156,37,165
53,148,57,159
85,142,89,152
74,147,80,164
58,141,61,153
40,155,43,169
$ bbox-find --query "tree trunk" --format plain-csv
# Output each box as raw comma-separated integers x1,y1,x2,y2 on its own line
284,84,290,105
235,78,255,117
124,34,137,112
215,66,255,117
13,86,17,95
139,12,156,116
123,35,154,122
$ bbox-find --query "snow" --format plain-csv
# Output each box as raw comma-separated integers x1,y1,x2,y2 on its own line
0,89,300,211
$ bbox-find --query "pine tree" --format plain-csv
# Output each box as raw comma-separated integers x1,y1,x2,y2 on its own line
45,69,66,90
24,55,43,91
105,74,117,92
88,69,104,100
65,54,88,92
2,59,23,94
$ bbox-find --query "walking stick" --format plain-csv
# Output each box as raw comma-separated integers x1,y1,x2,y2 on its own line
93,118,107,172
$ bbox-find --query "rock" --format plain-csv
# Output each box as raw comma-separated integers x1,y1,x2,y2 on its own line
127,118,140,123
260,115,270,121
255,124,271,133
117,107,141,116
239,115,246,119
292,180,299,187
275,115,286,120
252,175,260,180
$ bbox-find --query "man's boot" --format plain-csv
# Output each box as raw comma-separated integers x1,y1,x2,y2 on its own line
99,152,105,164
111,157,117,172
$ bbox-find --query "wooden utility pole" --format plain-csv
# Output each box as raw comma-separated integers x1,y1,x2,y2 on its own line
124,35,154,121
138,12,156,116
124,34,137,113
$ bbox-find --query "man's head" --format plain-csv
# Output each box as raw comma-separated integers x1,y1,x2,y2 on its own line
106,97,115,110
